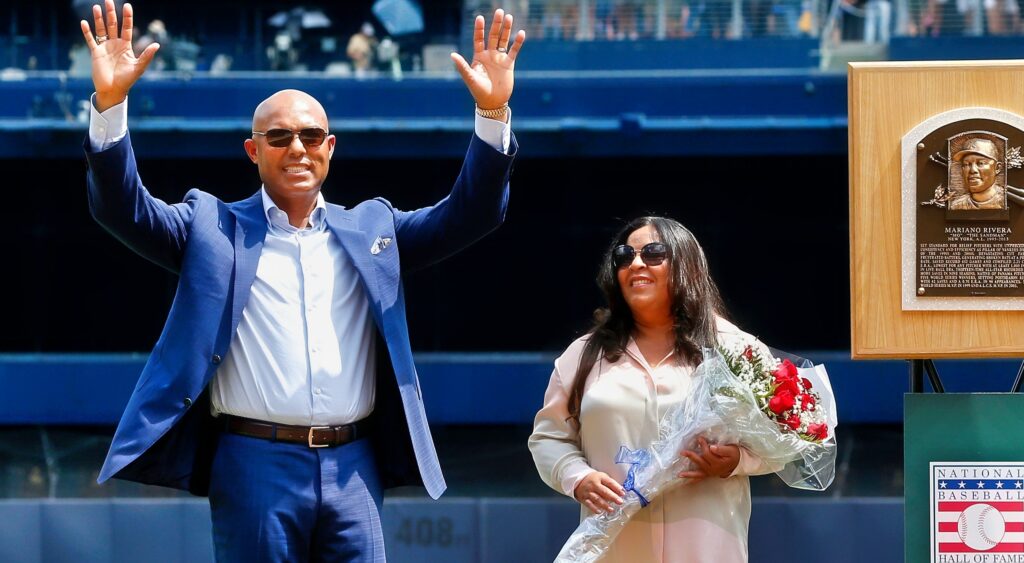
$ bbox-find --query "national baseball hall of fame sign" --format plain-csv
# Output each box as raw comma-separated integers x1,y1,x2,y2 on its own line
902,108,1024,311
930,462,1024,562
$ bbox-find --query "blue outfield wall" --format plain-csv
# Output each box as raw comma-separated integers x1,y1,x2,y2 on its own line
0,69,848,158
889,37,1024,63
515,39,822,71
0,352,1021,425
0,497,902,563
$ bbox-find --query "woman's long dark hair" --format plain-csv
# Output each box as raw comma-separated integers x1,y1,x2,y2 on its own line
567,216,726,428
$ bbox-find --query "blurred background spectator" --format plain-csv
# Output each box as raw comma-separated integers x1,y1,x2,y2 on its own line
135,20,173,70
267,7,332,71
347,21,378,76
864,0,892,42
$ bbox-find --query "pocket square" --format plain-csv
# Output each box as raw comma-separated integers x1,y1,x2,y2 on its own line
370,236,393,255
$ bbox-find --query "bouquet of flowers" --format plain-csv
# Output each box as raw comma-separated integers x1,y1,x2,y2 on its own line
554,337,838,563
718,339,830,444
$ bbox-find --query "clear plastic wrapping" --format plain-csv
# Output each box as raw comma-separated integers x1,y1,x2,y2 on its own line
554,347,838,563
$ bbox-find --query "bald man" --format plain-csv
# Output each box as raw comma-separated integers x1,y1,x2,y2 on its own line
80,2,524,561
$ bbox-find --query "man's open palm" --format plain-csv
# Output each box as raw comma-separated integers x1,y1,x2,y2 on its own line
450,9,526,110
79,0,159,111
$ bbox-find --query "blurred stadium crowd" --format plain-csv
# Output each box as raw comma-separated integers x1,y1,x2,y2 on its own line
0,0,1018,76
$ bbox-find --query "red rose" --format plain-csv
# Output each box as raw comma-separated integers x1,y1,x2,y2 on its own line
743,346,754,361
768,389,795,414
784,414,802,430
774,374,798,397
801,377,813,390
773,359,798,379
775,376,799,396
800,394,816,410
773,360,800,395
807,423,828,440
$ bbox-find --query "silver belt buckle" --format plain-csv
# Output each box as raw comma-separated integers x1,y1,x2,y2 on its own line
308,426,331,448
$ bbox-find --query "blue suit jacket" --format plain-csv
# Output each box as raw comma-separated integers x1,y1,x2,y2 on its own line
85,132,516,499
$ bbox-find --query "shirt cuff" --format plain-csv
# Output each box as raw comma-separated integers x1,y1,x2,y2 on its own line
560,464,597,498
474,111,512,154
89,94,128,152
728,445,759,478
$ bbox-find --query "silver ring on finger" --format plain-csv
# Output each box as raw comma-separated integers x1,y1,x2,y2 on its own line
496,47,506,53
96,34,108,44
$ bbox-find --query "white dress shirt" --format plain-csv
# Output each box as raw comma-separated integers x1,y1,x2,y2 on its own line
210,190,378,425
89,94,512,425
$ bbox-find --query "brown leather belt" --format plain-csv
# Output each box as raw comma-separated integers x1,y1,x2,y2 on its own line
222,415,372,448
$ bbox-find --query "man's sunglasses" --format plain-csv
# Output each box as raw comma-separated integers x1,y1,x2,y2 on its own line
612,242,668,269
252,128,328,148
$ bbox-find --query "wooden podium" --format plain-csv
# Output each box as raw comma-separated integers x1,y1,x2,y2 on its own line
849,60,1024,360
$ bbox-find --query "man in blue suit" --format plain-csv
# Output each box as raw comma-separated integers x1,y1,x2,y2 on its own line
79,2,525,561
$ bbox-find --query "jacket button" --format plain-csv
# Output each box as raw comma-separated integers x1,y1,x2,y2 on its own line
183,397,193,408
212,354,222,364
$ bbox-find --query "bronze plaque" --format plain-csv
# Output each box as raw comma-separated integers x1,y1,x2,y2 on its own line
915,118,1024,297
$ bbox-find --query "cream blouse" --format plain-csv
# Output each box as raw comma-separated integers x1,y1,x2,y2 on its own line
529,319,774,563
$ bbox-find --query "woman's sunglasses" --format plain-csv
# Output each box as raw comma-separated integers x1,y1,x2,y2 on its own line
612,242,668,269
252,128,328,148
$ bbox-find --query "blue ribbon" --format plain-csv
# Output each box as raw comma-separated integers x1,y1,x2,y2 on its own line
615,446,651,507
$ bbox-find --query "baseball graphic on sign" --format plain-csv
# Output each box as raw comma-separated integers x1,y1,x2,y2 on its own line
958,504,1006,550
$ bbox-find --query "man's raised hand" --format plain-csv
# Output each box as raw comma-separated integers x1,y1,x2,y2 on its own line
79,1,159,112
450,9,526,116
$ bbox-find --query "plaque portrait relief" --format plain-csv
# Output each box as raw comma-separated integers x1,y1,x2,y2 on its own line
902,108,1024,310
946,134,1008,216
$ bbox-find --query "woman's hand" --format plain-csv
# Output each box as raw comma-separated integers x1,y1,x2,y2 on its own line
574,471,625,514
679,437,741,484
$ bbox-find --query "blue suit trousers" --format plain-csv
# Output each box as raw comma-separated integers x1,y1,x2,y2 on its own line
208,433,385,562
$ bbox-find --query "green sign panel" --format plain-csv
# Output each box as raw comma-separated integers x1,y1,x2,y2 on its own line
906,393,1024,562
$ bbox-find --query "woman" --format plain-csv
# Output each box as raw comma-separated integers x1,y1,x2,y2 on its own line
529,216,773,563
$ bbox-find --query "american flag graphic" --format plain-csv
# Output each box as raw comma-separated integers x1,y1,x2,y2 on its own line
931,463,1024,562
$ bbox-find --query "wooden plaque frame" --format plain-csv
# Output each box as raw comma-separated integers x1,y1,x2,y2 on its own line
849,61,1024,359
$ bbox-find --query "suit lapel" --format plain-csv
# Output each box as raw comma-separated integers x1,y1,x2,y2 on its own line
326,204,384,328
229,192,267,334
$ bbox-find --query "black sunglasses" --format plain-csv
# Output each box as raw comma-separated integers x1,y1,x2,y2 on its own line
252,128,328,148
612,242,668,269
